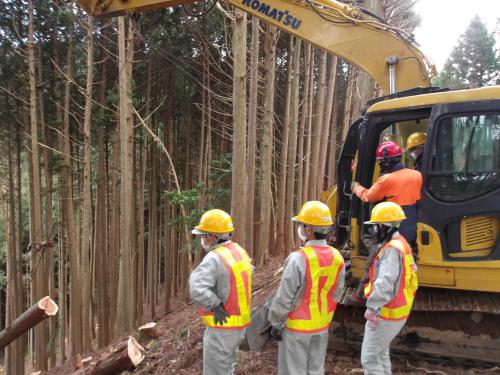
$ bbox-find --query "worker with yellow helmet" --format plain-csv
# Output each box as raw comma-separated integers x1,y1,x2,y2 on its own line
189,209,253,375
360,202,418,375
268,201,345,375
407,132,426,171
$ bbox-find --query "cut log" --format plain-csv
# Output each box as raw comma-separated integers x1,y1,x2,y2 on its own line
136,322,160,346
91,336,145,375
242,293,276,351
82,356,93,365
0,296,58,351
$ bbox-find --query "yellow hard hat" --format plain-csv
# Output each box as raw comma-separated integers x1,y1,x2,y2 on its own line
364,202,406,224
407,132,426,150
293,201,333,226
192,209,234,234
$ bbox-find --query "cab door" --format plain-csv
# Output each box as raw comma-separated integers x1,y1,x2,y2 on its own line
419,100,500,261
335,118,362,248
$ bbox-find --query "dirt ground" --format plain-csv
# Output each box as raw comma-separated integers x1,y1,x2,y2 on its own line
47,257,500,375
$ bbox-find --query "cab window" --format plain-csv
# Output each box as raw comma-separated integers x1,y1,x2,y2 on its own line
428,114,500,202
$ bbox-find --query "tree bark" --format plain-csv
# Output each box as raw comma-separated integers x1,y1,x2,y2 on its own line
60,21,83,359
302,48,315,202
257,23,277,264
148,145,158,320
109,119,121,340
285,38,301,252
95,38,110,348
82,15,94,354
342,66,357,142
117,15,135,335
28,0,46,369
327,62,341,186
318,55,338,192
275,35,293,255
37,34,54,369
296,43,312,216
309,50,327,199
230,8,247,246
246,16,259,256
0,297,58,351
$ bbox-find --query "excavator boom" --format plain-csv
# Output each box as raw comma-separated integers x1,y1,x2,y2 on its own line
78,0,436,93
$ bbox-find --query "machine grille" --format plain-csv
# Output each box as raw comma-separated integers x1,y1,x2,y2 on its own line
462,216,499,251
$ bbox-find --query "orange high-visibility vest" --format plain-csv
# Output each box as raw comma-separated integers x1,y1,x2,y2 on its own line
364,235,418,321
286,246,345,333
198,242,252,330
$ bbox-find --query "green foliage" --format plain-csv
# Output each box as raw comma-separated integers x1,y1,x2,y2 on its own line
435,16,499,88
163,182,206,230
163,154,232,233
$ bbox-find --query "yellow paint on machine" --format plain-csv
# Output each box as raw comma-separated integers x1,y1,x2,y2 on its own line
367,86,500,113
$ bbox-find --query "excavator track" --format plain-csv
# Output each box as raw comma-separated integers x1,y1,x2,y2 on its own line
331,287,500,366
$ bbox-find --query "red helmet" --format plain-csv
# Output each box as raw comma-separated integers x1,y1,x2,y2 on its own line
376,141,402,159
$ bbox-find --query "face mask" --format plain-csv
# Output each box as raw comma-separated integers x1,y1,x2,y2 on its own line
411,150,419,160
297,225,307,242
200,237,211,251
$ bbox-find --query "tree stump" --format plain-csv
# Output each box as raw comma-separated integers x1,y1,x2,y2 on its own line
137,322,160,346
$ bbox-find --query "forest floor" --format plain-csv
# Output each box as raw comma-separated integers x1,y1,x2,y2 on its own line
47,257,497,375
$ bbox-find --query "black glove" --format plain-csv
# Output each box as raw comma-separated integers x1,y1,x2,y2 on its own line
213,304,229,326
270,326,283,342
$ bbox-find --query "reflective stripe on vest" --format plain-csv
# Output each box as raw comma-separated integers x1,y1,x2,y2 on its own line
198,242,252,330
364,236,418,321
286,246,344,333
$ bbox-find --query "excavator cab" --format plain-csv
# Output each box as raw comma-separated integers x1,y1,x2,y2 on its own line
331,90,500,362
335,88,500,292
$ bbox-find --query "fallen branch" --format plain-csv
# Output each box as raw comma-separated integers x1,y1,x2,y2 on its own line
91,336,145,375
406,360,449,375
0,296,58,350
472,367,500,373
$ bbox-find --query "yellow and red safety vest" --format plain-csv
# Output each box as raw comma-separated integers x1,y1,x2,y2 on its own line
198,242,252,330
286,246,344,333
364,235,418,321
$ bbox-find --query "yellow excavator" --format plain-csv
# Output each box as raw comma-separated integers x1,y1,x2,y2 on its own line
78,0,500,364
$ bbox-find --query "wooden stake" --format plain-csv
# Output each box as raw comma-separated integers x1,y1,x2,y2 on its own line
0,296,58,351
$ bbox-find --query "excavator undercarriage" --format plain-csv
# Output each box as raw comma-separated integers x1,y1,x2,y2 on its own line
329,250,500,366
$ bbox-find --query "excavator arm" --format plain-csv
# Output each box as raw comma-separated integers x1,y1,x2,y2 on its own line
78,0,436,93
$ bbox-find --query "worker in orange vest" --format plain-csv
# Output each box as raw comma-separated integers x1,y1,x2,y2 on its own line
407,132,426,172
361,202,418,374
189,209,252,375
268,201,345,375
347,141,421,305
352,140,422,243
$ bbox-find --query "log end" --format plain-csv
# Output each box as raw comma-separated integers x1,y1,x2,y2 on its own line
138,322,157,331
128,336,146,366
38,296,59,317
138,322,160,339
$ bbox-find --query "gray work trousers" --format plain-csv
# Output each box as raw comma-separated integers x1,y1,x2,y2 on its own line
361,318,406,375
278,329,329,375
203,327,245,375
